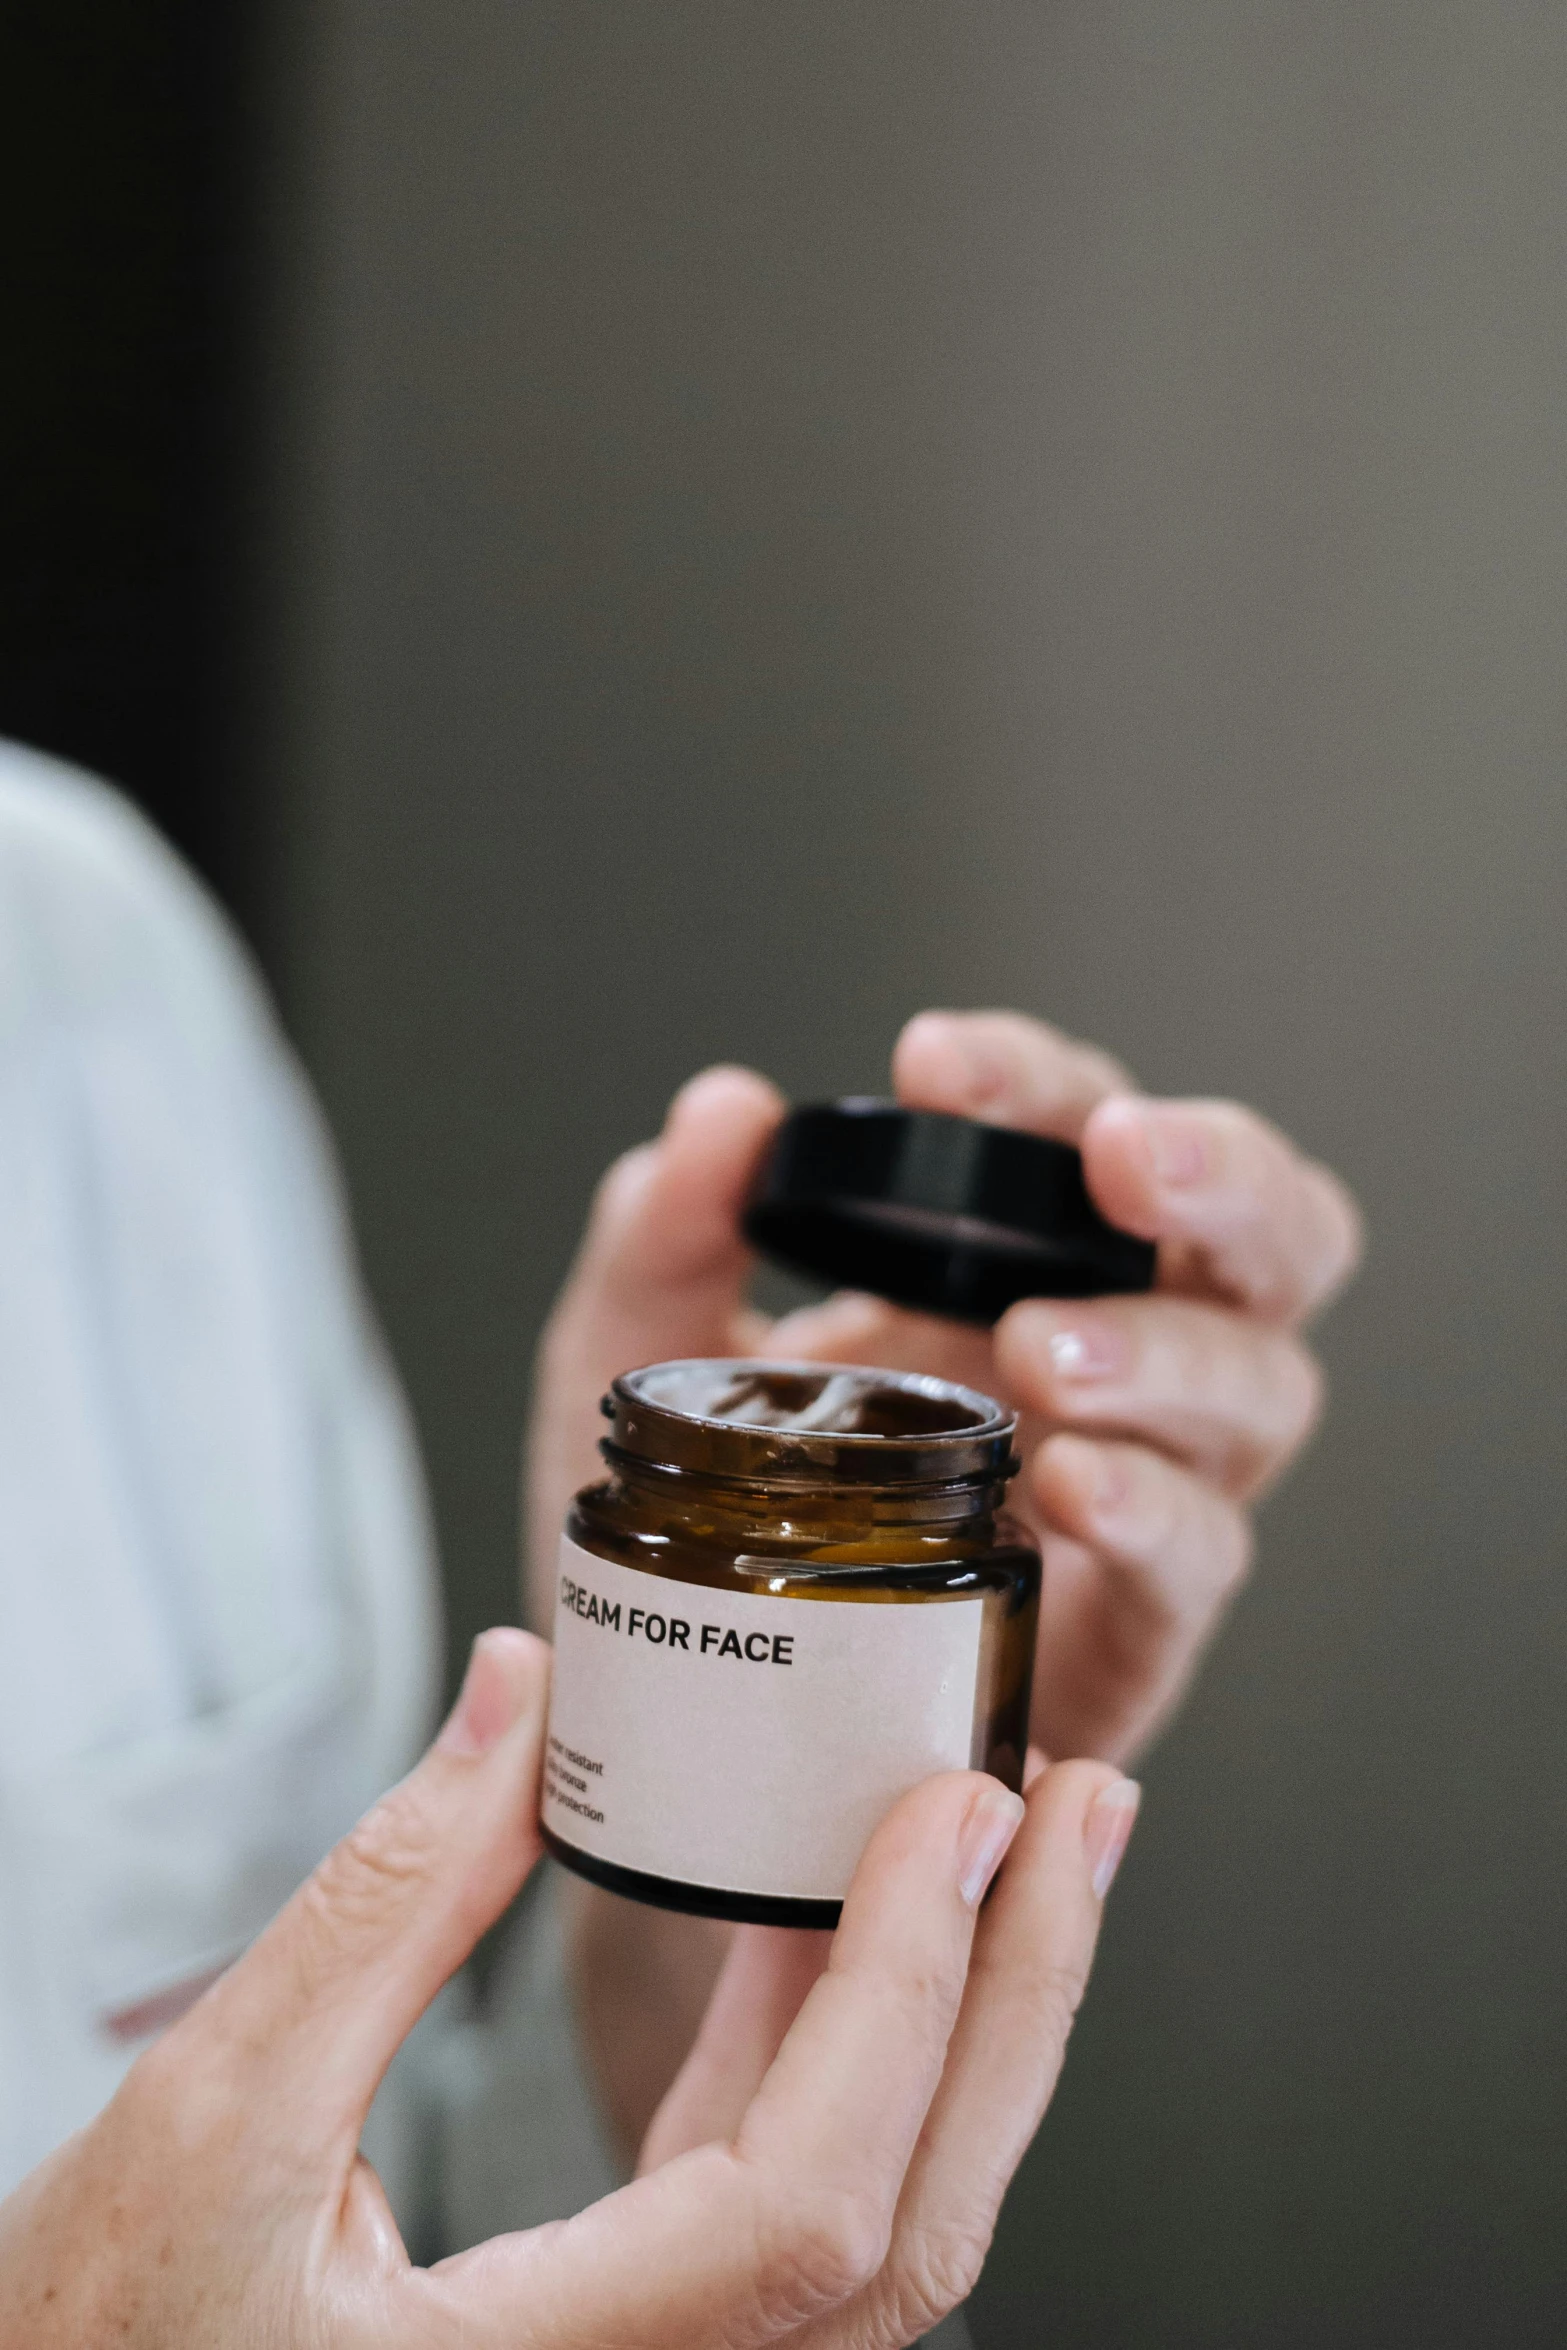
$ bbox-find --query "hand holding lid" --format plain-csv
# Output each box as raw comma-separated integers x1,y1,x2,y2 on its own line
743,1097,1156,1320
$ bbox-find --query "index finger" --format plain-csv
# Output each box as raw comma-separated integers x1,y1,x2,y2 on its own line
787,1759,1132,2349
433,1771,1023,2349
893,1010,1134,1141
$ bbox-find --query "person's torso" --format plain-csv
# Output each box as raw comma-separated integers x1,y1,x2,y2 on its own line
0,747,440,2188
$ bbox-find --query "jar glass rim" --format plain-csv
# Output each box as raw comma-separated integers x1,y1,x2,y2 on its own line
605,1358,1018,1491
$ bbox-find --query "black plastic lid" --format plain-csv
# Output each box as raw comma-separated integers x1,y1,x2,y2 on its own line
742,1099,1156,1324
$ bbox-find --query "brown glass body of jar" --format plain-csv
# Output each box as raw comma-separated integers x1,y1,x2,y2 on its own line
540,1361,1041,1929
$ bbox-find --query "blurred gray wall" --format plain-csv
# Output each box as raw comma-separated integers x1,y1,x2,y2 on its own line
266,5,1567,2342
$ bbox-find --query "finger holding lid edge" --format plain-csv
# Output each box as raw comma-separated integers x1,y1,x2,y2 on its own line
893,1008,1135,1142
581,1063,785,1311
894,1007,1359,1329
1082,1094,1363,1328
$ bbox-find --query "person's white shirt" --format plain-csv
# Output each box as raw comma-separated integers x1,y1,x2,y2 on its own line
0,742,443,2193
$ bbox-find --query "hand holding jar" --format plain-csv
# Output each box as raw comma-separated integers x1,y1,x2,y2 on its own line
0,1630,1135,2350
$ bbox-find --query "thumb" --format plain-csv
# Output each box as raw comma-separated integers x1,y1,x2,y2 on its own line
179,1628,549,2148
557,1065,784,1338
526,1066,784,1612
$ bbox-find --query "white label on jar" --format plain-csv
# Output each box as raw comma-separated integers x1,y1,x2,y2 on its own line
542,1536,986,1904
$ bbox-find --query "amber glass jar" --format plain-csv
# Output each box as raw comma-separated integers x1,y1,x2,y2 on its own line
541,1359,1040,1927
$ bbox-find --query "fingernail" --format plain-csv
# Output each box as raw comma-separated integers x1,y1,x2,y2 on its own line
436,1629,531,1758
1083,1778,1141,1900
1141,1106,1209,1189
958,1785,1027,1908
1043,1313,1129,1385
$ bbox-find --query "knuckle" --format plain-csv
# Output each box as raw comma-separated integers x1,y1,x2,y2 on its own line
1137,1450,1192,1564
1077,1038,1137,1098
1123,1453,1253,1610
756,2181,892,2325
1205,1104,1298,1233
1323,1167,1366,1279
1184,1098,1253,1190
994,1006,1130,1089
1228,1335,1324,1492
1090,1452,1187,1634
1278,1341,1326,1451
1157,1309,1206,1402
1210,1097,1277,1163
1043,1022,1135,1102
303,1782,439,1940
1025,1953,1093,2058
980,1010,1132,1103
1300,1163,1365,1316
874,1950,971,2066
903,2214,996,2322
1160,1455,1253,1602
1212,1504,1255,1599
